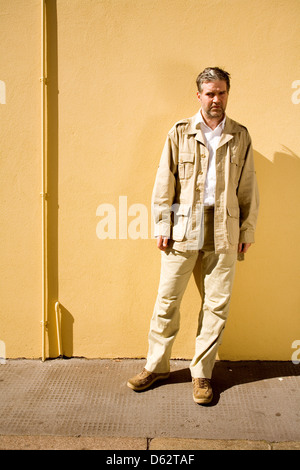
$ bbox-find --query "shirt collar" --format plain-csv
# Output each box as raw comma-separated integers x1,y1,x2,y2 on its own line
195,109,226,132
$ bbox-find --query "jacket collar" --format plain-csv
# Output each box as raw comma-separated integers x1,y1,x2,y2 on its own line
183,111,244,147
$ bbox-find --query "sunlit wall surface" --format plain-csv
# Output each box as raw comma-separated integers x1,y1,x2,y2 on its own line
0,0,299,361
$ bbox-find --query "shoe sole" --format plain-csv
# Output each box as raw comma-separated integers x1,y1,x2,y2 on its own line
127,373,170,392
193,392,213,405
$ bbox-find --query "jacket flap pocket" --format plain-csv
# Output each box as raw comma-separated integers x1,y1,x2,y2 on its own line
173,203,191,216
227,207,240,219
179,152,194,163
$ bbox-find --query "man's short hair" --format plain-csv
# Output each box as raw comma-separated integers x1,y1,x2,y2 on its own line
196,67,231,92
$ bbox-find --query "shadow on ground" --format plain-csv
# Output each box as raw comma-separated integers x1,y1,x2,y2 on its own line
148,361,300,407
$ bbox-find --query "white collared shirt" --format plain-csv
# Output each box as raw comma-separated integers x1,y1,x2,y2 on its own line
195,110,226,206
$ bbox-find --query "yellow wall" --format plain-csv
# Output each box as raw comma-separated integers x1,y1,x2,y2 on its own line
0,0,299,361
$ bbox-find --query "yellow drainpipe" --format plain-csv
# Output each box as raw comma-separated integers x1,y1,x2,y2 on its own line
40,0,47,361
40,2,62,360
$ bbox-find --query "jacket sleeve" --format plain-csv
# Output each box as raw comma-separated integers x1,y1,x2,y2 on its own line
151,132,178,238
237,134,260,244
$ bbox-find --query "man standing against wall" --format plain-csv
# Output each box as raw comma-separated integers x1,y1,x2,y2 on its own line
127,67,259,404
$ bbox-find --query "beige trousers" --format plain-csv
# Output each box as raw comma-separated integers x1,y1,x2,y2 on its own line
145,207,237,379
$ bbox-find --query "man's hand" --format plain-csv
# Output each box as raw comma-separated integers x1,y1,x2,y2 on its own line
157,236,169,251
238,243,251,253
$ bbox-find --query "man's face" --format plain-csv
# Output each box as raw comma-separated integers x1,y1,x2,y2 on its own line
197,80,229,121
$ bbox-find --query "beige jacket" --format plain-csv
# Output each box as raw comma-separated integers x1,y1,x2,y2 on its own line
152,112,259,254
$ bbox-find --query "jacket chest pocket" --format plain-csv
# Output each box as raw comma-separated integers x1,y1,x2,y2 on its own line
230,154,245,184
178,152,195,179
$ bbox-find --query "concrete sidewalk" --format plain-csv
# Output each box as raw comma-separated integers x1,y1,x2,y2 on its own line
0,358,299,450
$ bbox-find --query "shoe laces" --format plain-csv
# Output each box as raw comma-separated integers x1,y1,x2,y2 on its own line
140,368,152,378
193,378,210,389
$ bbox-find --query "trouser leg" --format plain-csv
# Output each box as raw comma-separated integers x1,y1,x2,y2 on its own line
189,251,237,379
145,248,198,373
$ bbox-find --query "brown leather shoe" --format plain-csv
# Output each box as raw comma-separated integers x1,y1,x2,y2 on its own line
192,378,213,404
127,368,170,391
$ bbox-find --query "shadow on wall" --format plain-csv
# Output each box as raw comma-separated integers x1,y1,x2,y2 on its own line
255,146,299,253
220,148,300,358
57,304,74,358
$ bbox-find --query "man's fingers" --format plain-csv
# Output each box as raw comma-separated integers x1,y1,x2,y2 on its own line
157,236,169,251
238,243,252,253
